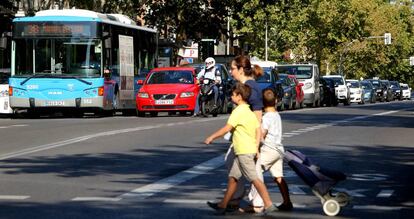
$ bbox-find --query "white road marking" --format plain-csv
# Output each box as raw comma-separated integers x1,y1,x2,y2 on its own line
353,205,403,211
289,185,307,195
163,199,308,208
71,197,121,202
0,124,28,129
0,195,30,200
376,189,394,198
11,124,28,127
119,155,225,200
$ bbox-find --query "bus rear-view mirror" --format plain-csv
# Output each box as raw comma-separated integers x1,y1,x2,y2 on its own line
137,80,144,85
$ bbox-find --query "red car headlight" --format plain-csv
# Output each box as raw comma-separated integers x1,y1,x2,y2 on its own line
138,92,149,98
180,92,194,98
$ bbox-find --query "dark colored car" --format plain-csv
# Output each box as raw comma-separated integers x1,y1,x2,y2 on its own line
389,81,403,101
360,80,376,103
319,77,338,106
366,79,385,102
278,73,298,110
255,67,284,110
380,80,394,102
183,63,234,113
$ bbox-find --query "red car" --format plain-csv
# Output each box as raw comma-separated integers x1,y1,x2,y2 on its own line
136,67,199,117
288,75,305,108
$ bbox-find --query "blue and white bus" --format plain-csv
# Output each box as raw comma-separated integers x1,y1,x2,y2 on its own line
10,9,157,116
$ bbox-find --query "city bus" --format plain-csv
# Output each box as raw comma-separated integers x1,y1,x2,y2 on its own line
0,31,12,114
9,9,157,116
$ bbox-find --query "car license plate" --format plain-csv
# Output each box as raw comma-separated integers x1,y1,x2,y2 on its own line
45,100,65,106
155,100,174,105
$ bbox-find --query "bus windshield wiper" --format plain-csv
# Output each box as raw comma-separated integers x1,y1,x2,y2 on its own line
62,76,93,85
20,74,92,86
48,75,93,85
20,74,49,85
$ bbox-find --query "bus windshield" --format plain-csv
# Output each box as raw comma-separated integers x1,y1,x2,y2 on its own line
276,65,312,79
14,38,102,77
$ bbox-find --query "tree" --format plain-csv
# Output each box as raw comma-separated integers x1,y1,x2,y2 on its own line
142,0,235,44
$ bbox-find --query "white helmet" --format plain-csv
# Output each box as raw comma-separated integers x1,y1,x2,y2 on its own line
205,57,215,70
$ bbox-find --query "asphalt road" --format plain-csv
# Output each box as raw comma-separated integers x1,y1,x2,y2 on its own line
0,100,413,219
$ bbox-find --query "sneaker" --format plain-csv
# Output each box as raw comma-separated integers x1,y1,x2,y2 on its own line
277,202,293,211
255,204,277,216
206,201,226,215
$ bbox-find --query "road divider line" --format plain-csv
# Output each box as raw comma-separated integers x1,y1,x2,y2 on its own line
163,199,307,208
353,205,403,210
71,197,121,202
0,195,30,200
377,189,394,198
0,117,227,161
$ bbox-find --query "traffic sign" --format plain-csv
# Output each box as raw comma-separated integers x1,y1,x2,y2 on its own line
384,33,391,45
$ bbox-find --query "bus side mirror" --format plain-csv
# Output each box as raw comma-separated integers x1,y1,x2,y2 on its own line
0,37,7,50
137,80,144,85
0,32,11,50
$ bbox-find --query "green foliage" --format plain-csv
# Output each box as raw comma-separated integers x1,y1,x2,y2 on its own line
230,0,414,85
143,0,235,43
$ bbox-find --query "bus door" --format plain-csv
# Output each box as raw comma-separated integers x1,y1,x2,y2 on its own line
118,35,135,109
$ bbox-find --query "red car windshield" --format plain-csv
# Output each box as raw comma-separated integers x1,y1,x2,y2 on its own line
147,71,194,84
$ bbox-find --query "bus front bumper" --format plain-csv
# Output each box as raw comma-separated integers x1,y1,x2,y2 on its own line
10,97,104,109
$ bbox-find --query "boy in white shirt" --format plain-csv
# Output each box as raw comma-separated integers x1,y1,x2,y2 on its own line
243,88,293,212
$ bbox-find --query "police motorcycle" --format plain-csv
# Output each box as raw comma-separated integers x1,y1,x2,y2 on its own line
199,77,220,117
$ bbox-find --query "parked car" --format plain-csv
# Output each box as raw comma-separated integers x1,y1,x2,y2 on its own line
183,63,234,113
360,80,376,103
278,74,298,110
276,63,321,107
389,81,402,101
323,75,350,105
255,67,284,110
319,77,338,106
136,67,199,117
346,79,365,104
380,80,394,102
288,74,305,108
366,79,385,102
400,83,411,100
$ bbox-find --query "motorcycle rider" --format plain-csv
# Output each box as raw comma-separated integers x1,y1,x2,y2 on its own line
194,57,222,116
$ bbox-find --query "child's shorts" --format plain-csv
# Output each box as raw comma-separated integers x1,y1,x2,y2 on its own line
228,153,258,182
260,146,284,178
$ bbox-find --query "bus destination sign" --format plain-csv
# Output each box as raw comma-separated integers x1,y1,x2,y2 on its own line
17,23,92,37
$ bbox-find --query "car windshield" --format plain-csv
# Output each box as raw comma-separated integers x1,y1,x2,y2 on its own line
256,67,273,83
276,65,312,79
401,85,409,90
326,77,344,85
390,81,400,88
370,80,381,88
347,81,359,88
146,70,194,84
361,81,372,89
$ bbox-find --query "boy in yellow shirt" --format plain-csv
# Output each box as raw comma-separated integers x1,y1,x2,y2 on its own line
204,83,276,216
